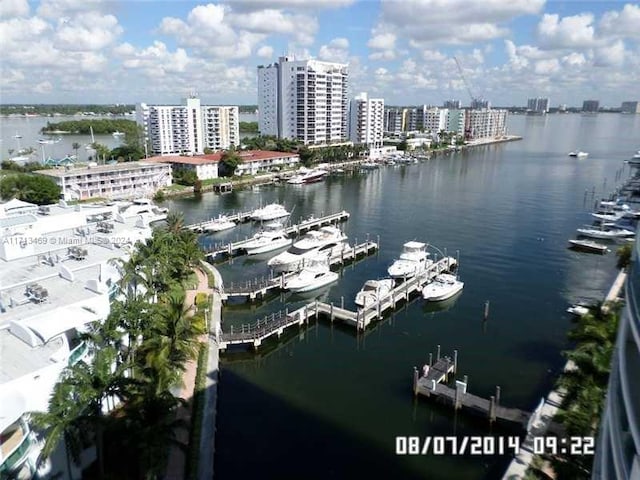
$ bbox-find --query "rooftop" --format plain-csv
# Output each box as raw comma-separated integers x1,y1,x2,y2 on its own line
0,329,64,384
146,150,299,165
33,161,172,178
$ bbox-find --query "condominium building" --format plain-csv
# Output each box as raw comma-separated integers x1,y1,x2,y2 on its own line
583,100,600,113
257,56,349,145
348,92,384,147
35,161,172,201
471,98,491,109
0,198,164,478
444,100,462,109
592,233,640,479
423,107,449,133
465,109,508,140
621,101,640,114
148,150,300,179
136,97,240,156
384,107,405,134
527,97,550,114
446,109,466,137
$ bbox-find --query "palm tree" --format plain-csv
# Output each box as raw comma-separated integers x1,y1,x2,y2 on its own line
72,142,81,161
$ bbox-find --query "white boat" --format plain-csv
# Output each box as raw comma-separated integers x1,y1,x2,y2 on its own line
250,203,290,221
112,131,125,137
568,151,589,158
591,210,626,222
360,161,379,170
242,222,291,255
576,226,635,239
631,150,640,159
567,305,589,316
387,241,431,279
205,215,236,232
568,239,609,254
287,168,328,184
422,273,464,301
355,278,395,307
268,226,347,272
283,262,339,292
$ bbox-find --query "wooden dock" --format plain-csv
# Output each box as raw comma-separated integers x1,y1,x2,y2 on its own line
203,210,351,258
220,240,378,301
412,349,531,427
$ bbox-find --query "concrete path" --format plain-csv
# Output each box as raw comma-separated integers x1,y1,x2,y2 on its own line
165,268,211,480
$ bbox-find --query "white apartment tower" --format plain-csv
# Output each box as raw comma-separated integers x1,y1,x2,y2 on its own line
137,97,239,156
257,56,349,145
348,93,384,148
423,107,449,133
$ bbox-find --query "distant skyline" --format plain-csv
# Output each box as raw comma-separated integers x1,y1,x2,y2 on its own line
1,0,639,108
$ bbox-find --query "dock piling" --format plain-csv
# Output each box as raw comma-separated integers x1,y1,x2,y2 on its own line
429,353,433,367
484,300,490,320
437,344,441,361
496,386,501,406
413,367,419,395
453,349,458,374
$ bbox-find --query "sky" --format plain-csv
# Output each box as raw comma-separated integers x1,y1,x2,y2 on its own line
1,0,639,108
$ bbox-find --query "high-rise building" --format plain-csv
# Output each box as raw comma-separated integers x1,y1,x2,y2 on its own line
527,97,550,114
136,97,239,156
423,107,449,133
446,109,466,136
592,233,640,480
465,109,508,140
348,92,384,148
471,98,491,109
257,56,349,145
444,100,461,109
384,107,405,134
621,101,640,114
582,100,600,113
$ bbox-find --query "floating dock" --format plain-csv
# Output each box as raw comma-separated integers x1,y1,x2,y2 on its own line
203,210,351,257
220,240,378,301
412,349,531,427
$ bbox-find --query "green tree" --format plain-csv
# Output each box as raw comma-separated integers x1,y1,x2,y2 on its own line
0,173,60,204
219,150,241,177
92,143,110,163
173,169,199,186
298,146,316,167
72,142,81,161
616,244,632,270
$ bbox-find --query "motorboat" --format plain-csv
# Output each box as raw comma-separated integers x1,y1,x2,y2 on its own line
567,304,589,316
355,278,395,307
568,151,589,158
422,273,464,301
250,203,290,221
287,167,328,184
360,161,379,170
568,239,609,254
387,241,431,279
205,215,236,233
242,222,291,255
576,226,635,239
268,226,347,272
591,210,626,222
631,150,640,160
112,131,125,137
283,261,339,292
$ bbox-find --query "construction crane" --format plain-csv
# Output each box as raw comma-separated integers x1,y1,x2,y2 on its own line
453,56,484,107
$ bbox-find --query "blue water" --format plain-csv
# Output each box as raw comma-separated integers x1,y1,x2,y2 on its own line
164,113,640,479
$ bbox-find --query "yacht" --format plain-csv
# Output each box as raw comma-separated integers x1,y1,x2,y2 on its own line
268,226,347,272
355,278,395,307
591,210,626,222
360,161,379,170
568,239,609,254
567,304,589,316
629,151,640,164
242,222,291,255
568,151,589,158
205,215,236,233
283,261,339,292
387,241,431,279
250,203,290,221
287,168,329,184
422,273,464,301
112,131,125,137
576,226,635,239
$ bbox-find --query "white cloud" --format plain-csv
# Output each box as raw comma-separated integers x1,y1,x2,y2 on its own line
368,32,395,50
37,0,103,19
256,45,274,58
34,80,53,93
533,58,560,75
537,13,597,49
318,37,349,62
600,4,640,39
0,0,29,18
594,40,626,67
561,52,587,68
231,0,356,11
54,12,122,51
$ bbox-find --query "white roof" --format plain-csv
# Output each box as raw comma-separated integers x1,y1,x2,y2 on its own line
0,390,27,432
404,241,426,249
20,304,102,344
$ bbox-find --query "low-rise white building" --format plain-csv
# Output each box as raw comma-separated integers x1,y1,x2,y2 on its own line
35,161,172,201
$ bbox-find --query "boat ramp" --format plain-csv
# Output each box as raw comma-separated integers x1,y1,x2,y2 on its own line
412,348,531,427
202,210,351,257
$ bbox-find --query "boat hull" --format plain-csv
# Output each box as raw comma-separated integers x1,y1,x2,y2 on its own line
422,281,464,301
285,272,339,292
245,238,292,255
568,240,608,254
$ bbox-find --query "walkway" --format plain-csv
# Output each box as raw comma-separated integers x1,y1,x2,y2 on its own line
164,267,211,480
